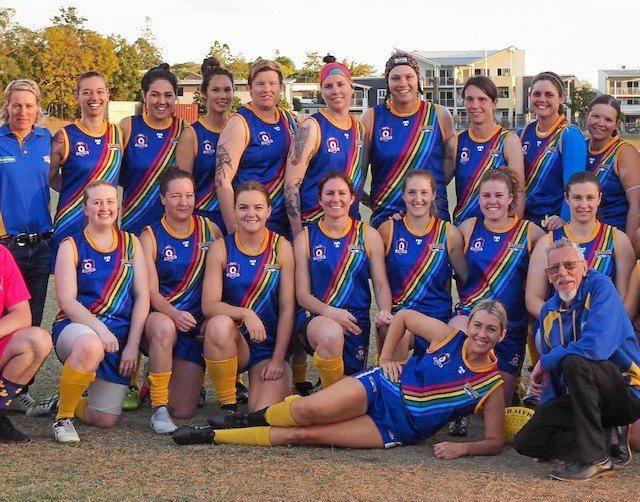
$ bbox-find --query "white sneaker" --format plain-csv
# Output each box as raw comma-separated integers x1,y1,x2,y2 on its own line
11,392,36,413
52,418,80,444
26,392,59,417
150,406,178,434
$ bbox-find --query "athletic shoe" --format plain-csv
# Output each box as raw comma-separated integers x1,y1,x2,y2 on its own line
122,387,140,411
52,418,80,444
10,392,36,413
0,414,30,443
309,380,323,394
522,386,540,408
197,387,206,408
221,403,238,413
208,408,267,429
294,381,314,396
172,425,214,445
138,382,150,406
448,415,469,437
550,457,614,481
236,381,249,404
150,406,178,434
26,392,59,417
610,426,632,466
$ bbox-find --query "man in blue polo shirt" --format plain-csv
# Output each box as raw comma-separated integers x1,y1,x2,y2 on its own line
0,79,53,411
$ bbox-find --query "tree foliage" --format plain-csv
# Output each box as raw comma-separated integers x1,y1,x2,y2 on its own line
569,82,597,120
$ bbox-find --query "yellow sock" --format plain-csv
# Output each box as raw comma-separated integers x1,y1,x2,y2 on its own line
129,353,142,387
74,397,89,422
205,356,237,406
292,362,307,384
264,394,301,427
236,374,242,384
148,371,172,408
56,363,95,420
313,352,344,388
214,426,272,446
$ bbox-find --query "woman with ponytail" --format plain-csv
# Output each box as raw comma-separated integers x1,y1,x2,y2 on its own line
175,57,234,233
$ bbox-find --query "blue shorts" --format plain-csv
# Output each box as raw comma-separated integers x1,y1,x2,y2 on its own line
494,329,526,375
174,329,205,368
239,326,291,370
354,367,421,447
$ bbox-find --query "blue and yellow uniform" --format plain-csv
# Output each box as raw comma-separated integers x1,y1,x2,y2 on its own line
538,269,640,402
234,105,297,237
52,121,123,258
299,110,366,224
369,101,448,226
517,115,586,225
385,217,453,356
222,230,284,368
452,126,509,225
120,114,186,235
355,329,503,447
457,216,533,374
144,215,215,367
298,218,371,374
52,229,136,385
586,137,628,230
191,118,226,233
551,221,617,282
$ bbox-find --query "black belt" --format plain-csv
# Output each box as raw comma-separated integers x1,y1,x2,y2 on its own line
1,230,52,247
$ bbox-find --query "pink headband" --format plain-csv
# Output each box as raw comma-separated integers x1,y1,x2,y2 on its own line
319,62,352,85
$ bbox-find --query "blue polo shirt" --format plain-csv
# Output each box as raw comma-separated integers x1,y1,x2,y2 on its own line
0,124,52,237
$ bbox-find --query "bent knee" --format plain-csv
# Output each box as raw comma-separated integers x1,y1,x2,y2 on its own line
88,411,120,429
148,325,178,350
310,321,344,353
22,327,53,357
561,354,590,378
205,316,237,341
73,336,105,363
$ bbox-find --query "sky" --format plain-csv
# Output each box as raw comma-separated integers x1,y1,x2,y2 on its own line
5,0,639,86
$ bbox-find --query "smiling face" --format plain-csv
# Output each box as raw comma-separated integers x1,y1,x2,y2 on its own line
234,189,271,233
587,103,618,141
76,75,109,119
387,65,419,105
321,74,353,113
565,181,601,224
249,70,282,110
530,79,564,119
7,90,39,134
161,177,195,222
479,179,513,222
465,309,505,355
83,184,119,228
546,245,587,302
402,174,435,218
318,177,355,219
143,78,176,121
463,85,496,125
204,74,233,115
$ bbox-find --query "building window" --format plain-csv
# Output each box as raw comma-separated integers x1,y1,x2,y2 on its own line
425,69,434,78
474,68,482,76
425,91,434,101
628,99,640,105
497,68,511,76
628,81,639,89
177,86,184,97
498,87,509,98
377,89,387,104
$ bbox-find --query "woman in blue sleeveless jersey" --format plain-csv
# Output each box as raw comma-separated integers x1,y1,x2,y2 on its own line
362,52,455,226
293,171,392,388
443,76,525,226
50,71,123,265
584,95,640,239
201,181,295,412
175,57,233,234
215,60,298,237
284,55,366,236
119,64,187,235
51,181,149,443
139,168,221,433
517,72,586,230
174,300,506,457
526,171,635,320
377,170,466,358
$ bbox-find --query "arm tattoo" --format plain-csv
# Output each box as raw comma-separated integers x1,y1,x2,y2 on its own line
284,180,301,218
290,126,311,166
215,143,232,187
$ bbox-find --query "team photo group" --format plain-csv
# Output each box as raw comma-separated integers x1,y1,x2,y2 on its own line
2,49,640,483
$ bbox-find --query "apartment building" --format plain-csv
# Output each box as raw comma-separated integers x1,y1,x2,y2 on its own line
598,69,640,123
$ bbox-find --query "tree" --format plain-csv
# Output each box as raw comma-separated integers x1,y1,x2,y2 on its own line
171,62,201,80
274,54,296,78
341,59,376,77
0,8,40,87
109,35,143,101
51,6,87,29
568,82,597,120
207,41,232,67
296,51,323,81
134,17,162,69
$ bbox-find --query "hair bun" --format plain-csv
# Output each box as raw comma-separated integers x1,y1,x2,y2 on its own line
322,54,337,64
201,56,221,76
156,62,171,72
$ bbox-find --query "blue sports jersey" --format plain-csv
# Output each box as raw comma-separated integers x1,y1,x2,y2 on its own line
192,118,225,232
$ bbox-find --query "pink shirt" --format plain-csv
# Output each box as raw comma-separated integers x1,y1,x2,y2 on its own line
0,244,30,314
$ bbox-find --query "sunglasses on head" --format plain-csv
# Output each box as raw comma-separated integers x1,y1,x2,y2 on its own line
545,259,581,275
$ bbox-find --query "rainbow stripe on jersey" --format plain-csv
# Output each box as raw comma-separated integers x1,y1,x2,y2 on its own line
553,222,616,280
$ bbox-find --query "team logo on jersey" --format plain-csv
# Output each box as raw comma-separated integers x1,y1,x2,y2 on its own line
202,140,215,155
459,147,470,165
162,245,178,262
394,237,408,255
181,241,190,248
123,259,134,267
433,353,451,368
0,156,16,164
429,243,444,251
170,137,179,144
348,244,364,254
258,131,273,146
508,243,525,250
225,261,240,278
536,140,542,147
74,142,90,157
326,137,340,154
156,132,164,139
510,354,521,368
493,236,501,243
522,142,529,155
333,241,341,248
477,145,484,152
470,237,484,253
134,134,149,148
379,127,393,142
274,126,281,132
589,157,595,165
416,238,423,245
458,365,466,374
81,259,96,274
422,125,434,133
198,242,210,251
95,138,102,145
402,120,410,127
104,256,111,262
312,245,327,261
108,143,120,152
249,259,257,266
356,345,365,360
356,139,364,149
596,249,612,258
463,382,480,399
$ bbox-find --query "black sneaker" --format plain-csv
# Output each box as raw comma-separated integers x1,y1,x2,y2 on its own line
236,381,249,404
294,381,314,396
0,414,30,443
208,408,268,429
448,415,469,437
610,426,632,466
172,425,214,445
221,403,238,413
550,457,614,481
